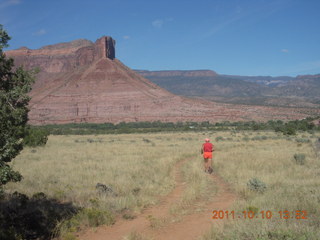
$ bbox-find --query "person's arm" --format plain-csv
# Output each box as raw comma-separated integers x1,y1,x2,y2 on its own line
201,144,204,154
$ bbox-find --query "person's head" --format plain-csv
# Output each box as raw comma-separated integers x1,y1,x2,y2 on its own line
205,138,210,142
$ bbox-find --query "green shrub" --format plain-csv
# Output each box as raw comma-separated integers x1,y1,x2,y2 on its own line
215,136,224,142
142,138,151,143
251,136,262,141
83,208,114,227
61,232,78,240
294,153,306,165
24,128,49,147
242,137,250,142
31,192,47,200
122,213,136,220
295,138,310,143
57,207,115,238
282,127,296,135
247,178,267,193
0,192,79,240
246,206,259,214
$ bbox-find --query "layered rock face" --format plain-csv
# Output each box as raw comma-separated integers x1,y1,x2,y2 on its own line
5,37,315,124
8,37,115,74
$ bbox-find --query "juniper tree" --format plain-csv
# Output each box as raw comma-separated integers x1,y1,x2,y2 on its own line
0,25,35,188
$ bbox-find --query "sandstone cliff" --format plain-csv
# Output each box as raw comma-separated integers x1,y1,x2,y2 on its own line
5,37,317,124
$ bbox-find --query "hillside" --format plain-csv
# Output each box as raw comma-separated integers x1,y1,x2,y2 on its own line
5,37,320,124
137,70,320,108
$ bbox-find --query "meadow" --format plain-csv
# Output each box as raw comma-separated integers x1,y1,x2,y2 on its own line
5,130,320,239
203,131,320,240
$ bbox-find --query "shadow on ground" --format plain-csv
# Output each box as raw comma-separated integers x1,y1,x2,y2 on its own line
0,191,79,240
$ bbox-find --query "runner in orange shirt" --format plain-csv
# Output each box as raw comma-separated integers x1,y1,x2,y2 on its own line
201,138,214,174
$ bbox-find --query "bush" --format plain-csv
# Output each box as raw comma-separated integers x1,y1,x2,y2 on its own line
142,138,151,143
295,138,310,143
247,178,267,193
56,207,115,239
246,206,259,214
242,137,250,142
215,136,224,142
24,128,49,147
0,191,79,240
294,153,306,165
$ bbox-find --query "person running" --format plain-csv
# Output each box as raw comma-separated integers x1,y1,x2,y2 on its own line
201,138,214,174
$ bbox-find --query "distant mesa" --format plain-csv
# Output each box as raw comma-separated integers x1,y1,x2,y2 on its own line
137,70,320,109
135,69,218,78
5,36,319,124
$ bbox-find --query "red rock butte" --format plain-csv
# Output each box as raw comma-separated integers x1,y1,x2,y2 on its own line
5,36,316,124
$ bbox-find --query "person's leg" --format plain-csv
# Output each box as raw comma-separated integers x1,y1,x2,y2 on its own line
204,158,208,171
208,158,213,174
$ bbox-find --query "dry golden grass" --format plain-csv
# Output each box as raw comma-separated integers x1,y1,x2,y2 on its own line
203,131,320,239
6,130,320,239
7,132,209,213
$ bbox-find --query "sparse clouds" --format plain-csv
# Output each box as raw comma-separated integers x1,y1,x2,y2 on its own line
123,35,130,40
202,12,245,39
0,0,21,9
281,49,289,53
151,18,173,28
152,19,164,28
33,29,46,36
8,0,21,4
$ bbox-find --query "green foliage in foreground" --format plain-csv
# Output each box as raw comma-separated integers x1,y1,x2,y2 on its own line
56,208,115,239
0,25,35,187
30,117,320,135
0,191,79,240
23,128,49,147
0,191,114,240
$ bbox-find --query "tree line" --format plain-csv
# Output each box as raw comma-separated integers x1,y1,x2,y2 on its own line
29,117,319,135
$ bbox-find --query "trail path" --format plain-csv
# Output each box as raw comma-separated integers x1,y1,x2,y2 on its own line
79,158,236,240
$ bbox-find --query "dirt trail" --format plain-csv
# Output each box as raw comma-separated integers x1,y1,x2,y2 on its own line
79,158,236,240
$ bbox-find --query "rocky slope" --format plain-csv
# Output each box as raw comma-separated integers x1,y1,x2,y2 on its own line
5,37,319,124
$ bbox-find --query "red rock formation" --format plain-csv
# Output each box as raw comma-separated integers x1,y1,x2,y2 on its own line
5,37,318,124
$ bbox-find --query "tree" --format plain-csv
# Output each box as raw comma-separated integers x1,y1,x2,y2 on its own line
0,25,35,188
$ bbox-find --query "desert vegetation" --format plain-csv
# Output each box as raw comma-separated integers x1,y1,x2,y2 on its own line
29,117,320,135
203,131,320,239
4,132,210,239
2,129,319,239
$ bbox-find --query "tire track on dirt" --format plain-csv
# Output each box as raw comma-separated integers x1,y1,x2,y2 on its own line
79,158,236,240
79,157,189,240
145,173,236,240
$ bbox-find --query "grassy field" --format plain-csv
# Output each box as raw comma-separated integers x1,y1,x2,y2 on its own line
5,130,320,239
8,133,205,211
203,131,320,239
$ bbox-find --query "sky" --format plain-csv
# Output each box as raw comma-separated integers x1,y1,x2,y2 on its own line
1,0,320,76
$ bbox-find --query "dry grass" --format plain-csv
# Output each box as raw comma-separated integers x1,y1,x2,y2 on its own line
203,131,320,239
169,159,218,217
5,130,320,239
6,132,206,213
122,231,152,240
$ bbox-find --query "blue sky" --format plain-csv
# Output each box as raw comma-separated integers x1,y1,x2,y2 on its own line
1,0,320,76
